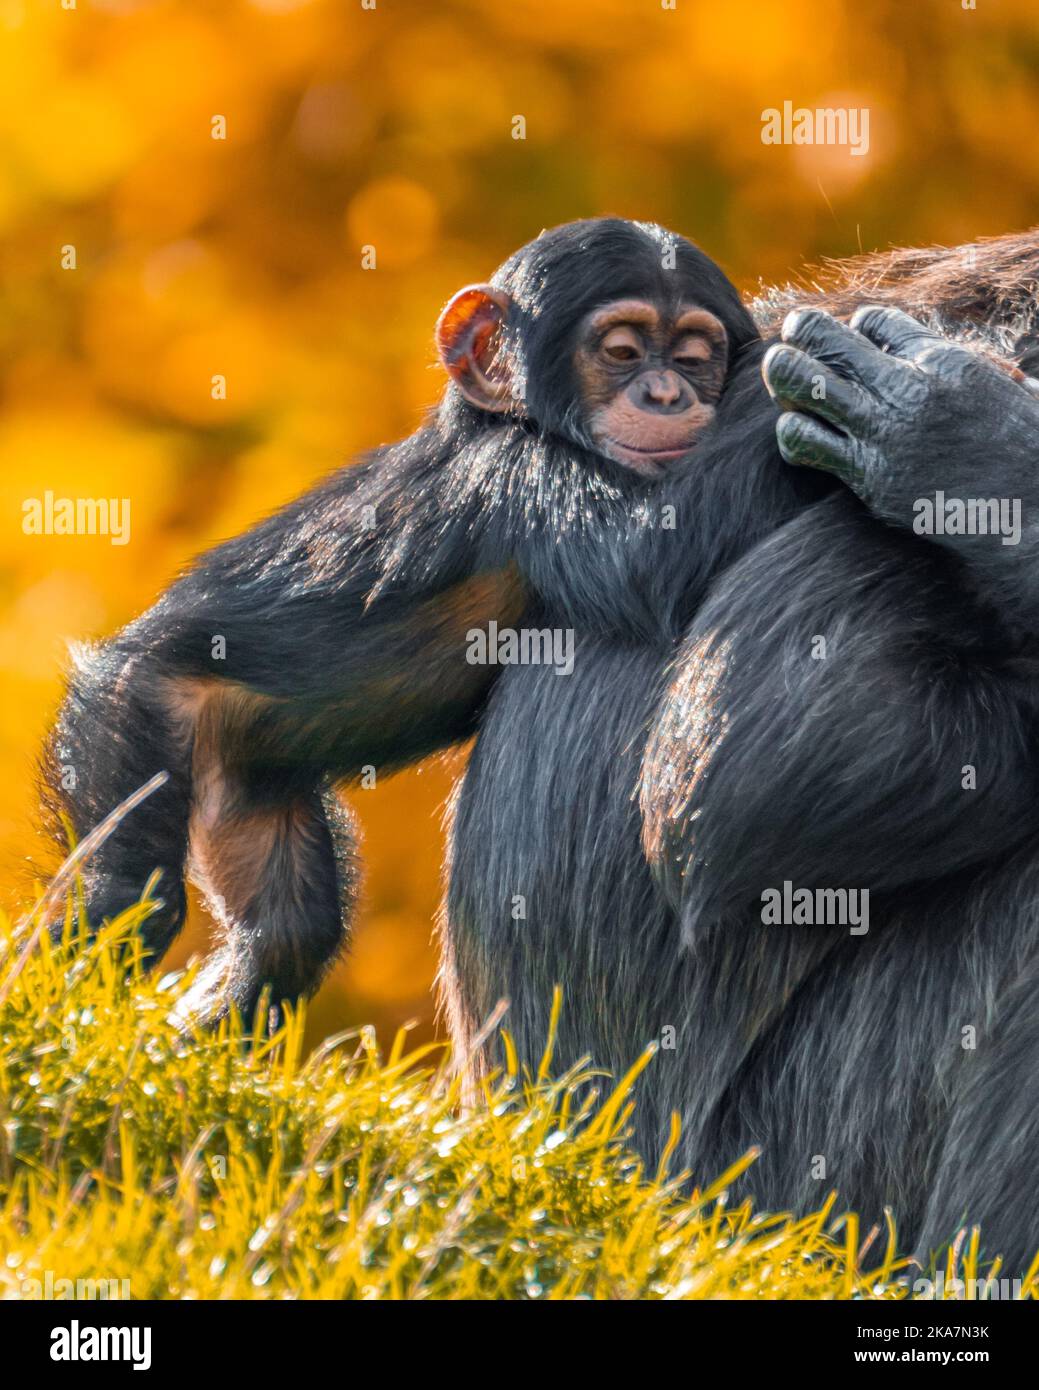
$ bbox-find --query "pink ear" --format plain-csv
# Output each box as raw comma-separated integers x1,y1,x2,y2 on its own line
435,284,514,412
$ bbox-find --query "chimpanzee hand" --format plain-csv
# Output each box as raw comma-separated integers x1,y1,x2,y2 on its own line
762,305,1039,628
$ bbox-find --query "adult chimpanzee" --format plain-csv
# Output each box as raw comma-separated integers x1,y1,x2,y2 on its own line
45,219,1039,1272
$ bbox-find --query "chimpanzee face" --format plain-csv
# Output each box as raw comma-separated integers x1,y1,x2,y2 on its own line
570,299,728,476
435,219,755,480
437,285,729,478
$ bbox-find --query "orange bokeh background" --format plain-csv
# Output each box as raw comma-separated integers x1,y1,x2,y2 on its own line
2,0,1037,1045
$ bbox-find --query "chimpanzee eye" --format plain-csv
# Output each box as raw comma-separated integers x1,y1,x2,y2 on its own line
672,336,713,368
600,328,644,363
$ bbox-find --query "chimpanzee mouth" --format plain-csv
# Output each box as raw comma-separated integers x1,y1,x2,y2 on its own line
606,438,696,474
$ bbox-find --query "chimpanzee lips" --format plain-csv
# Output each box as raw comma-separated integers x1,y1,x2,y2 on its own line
613,439,692,457
605,436,696,475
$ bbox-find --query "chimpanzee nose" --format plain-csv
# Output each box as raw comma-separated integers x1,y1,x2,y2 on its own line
640,370,689,413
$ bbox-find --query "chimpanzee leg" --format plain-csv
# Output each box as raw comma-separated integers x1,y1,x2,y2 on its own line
178,768,358,1026
915,900,1039,1278
44,646,192,958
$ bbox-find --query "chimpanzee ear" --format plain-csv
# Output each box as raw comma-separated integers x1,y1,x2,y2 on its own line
436,284,514,413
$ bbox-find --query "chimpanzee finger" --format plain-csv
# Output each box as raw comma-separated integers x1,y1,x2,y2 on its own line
849,305,945,363
780,307,897,391
762,343,873,431
775,410,861,488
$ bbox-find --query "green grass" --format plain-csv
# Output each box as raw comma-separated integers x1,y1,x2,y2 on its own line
1,892,1035,1301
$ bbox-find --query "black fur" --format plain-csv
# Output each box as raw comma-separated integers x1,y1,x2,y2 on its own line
44,218,1039,1272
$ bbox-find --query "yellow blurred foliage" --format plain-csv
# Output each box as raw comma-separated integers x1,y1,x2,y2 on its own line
1,0,1037,1045
346,176,440,268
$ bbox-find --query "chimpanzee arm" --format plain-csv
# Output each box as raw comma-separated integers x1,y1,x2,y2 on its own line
763,305,1039,633
640,488,1039,943
43,431,524,1016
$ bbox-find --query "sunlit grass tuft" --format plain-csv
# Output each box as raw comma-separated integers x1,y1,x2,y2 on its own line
0,893,1035,1301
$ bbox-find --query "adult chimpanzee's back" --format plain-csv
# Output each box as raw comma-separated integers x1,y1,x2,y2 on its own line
43,219,1039,1273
